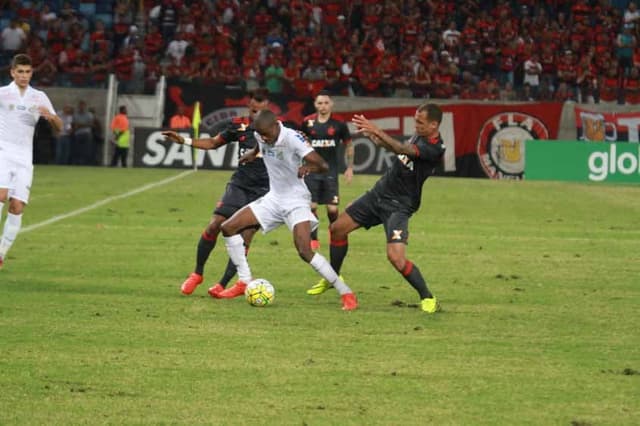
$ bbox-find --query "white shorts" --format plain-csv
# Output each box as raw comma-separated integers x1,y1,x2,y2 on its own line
249,191,318,234
0,154,33,204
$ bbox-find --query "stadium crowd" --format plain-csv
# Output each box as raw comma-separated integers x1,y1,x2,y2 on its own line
1,0,640,103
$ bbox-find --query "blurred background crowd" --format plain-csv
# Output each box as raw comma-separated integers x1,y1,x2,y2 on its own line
1,0,639,104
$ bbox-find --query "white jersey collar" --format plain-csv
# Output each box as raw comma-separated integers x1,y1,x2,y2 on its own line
8,81,32,97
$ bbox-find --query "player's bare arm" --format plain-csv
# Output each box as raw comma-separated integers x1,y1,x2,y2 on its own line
162,130,226,150
38,106,63,133
344,143,354,183
299,150,328,177
352,114,415,156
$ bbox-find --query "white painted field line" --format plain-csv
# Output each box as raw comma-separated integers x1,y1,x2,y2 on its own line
20,170,195,234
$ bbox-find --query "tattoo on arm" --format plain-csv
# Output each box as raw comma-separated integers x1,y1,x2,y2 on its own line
346,144,354,168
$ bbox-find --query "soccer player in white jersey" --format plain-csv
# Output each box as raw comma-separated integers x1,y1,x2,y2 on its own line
218,110,358,310
0,54,62,269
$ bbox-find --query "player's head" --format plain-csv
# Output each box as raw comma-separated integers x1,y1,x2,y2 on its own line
253,110,280,144
248,88,270,120
10,54,33,89
415,103,442,138
119,105,127,114
314,90,333,116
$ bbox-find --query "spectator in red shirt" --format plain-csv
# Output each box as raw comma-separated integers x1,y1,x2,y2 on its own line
143,25,164,57
252,6,272,38
576,55,597,103
219,49,241,86
114,45,136,90
598,65,621,104
90,49,111,88
90,19,111,55
354,62,381,96
557,50,578,98
498,40,517,86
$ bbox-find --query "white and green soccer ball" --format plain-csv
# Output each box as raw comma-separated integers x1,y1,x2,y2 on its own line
245,278,275,307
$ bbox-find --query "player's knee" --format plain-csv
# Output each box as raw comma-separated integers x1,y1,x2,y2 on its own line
327,209,339,223
220,221,234,237
206,221,221,236
329,221,341,237
8,201,24,215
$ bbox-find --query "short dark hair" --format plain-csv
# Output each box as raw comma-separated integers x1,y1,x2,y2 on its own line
119,106,127,114
417,103,443,124
11,53,32,68
249,88,269,103
315,90,331,99
253,109,277,130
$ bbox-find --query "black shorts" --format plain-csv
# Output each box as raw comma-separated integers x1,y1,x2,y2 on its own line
213,182,268,218
346,191,412,244
304,174,339,205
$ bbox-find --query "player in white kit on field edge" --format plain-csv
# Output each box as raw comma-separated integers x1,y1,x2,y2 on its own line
0,54,62,269
218,110,358,310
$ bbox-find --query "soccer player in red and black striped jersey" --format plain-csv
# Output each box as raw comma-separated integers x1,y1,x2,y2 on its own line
162,89,270,298
307,103,445,313
300,91,354,254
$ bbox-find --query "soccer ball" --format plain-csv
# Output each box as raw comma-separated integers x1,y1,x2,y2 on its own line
245,278,275,307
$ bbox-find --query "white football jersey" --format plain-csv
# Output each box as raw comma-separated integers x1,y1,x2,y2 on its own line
0,81,55,165
255,122,314,201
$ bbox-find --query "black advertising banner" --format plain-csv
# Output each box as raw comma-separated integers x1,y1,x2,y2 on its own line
154,83,563,177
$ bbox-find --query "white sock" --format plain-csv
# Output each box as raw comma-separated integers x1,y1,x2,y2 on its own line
224,234,252,283
0,212,22,258
309,253,352,295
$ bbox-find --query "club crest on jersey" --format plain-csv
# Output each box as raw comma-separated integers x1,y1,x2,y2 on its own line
327,126,335,136
477,112,549,179
307,119,315,127
238,122,248,131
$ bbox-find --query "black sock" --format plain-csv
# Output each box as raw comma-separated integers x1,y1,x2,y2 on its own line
401,261,433,299
218,259,237,287
330,238,348,274
195,232,216,275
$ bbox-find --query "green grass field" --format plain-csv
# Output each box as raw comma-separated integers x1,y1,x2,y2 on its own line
1,166,639,425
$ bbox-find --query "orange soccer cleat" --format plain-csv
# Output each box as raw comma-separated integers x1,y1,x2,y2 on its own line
341,293,358,311
216,281,248,299
180,273,203,295
208,283,225,298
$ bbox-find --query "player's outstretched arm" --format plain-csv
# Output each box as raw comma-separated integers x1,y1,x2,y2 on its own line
352,114,415,157
299,150,328,177
162,130,225,150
